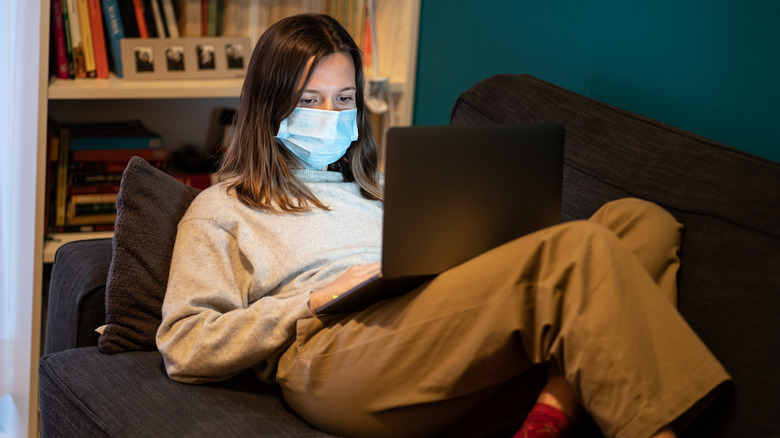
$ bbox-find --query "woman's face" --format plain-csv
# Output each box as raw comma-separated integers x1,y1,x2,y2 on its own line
298,52,357,112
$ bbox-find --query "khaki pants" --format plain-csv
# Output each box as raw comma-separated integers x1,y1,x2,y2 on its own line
277,199,730,438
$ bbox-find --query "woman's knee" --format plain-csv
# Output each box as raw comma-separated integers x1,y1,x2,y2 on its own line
591,198,682,237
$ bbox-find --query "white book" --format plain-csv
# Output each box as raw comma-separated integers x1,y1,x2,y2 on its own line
161,0,180,37
222,0,241,37
181,0,201,37
150,0,167,37
247,0,270,44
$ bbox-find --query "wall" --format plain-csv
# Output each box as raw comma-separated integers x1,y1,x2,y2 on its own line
414,0,780,163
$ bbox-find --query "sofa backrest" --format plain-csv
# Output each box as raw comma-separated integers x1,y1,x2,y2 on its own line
450,73,780,438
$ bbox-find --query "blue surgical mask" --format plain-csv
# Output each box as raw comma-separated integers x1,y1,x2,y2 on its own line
276,107,359,170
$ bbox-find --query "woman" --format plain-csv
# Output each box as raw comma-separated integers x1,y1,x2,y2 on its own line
157,14,730,438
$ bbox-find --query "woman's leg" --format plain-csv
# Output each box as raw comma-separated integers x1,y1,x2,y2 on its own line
588,198,683,304
521,199,685,435
277,202,729,438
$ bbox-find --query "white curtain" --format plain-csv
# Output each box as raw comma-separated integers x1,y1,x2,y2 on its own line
0,0,42,435
0,0,16,402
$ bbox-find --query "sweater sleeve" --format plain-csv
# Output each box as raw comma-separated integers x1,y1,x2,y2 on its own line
156,216,312,384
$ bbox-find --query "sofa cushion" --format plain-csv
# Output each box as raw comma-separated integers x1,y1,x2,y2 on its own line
99,157,201,354
450,73,780,438
39,348,335,437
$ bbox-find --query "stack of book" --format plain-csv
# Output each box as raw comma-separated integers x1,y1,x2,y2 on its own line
50,0,368,78
47,119,166,233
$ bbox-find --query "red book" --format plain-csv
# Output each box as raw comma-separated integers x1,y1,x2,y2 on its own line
51,0,71,79
87,0,109,78
201,0,208,36
132,0,150,37
71,147,167,163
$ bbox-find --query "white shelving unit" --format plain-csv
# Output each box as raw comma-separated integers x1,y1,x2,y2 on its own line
47,74,245,99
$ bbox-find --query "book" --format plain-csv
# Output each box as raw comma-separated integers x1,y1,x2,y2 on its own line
66,0,87,77
221,0,237,36
70,171,124,184
132,0,151,37
205,0,218,36
161,0,180,37
178,0,201,37
202,0,209,36
76,0,97,77
44,127,59,236
140,0,159,37
55,126,70,228
87,0,110,78
51,0,71,79
172,173,213,190
71,147,167,163
246,0,269,44
203,0,222,37
101,0,126,77
68,120,162,150
60,0,76,78
118,0,140,38
68,182,122,196
148,0,166,37
66,191,118,226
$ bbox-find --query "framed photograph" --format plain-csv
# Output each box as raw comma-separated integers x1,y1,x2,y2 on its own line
121,37,252,80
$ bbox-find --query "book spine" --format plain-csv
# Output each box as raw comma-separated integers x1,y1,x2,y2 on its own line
69,136,163,150
55,223,116,233
161,0,180,37
206,0,219,37
201,0,209,37
51,0,71,79
70,193,119,205
87,0,110,78
132,0,150,37
247,0,268,44
141,0,160,37
68,182,122,195
66,211,117,226
60,0,76,78
70,172,124,184
55,127,70,228
119,0,140,38
71,148,167,161
67,0,87,78
148,0,166,37
101,0,126,77
183,0,201,37
76,0,97,77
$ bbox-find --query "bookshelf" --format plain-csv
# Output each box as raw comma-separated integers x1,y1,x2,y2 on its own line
39,0,421,256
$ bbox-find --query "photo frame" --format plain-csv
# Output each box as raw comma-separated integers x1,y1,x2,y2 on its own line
121,37,252,80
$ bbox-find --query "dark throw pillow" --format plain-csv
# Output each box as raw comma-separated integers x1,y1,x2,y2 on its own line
99,156,201,354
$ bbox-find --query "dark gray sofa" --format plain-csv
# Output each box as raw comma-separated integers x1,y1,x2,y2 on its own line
39,74,780,437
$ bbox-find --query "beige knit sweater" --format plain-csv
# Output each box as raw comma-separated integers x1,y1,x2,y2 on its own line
157,169,382,383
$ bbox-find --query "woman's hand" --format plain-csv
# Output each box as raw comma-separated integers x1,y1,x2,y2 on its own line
308,262,382,313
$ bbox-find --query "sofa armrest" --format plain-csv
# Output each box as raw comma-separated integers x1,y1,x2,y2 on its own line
45,238,113,355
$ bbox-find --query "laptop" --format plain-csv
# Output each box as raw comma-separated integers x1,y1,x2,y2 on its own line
315,123,565,314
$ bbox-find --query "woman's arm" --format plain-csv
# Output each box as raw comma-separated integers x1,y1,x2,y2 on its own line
307,262,381,312
156,218,311,384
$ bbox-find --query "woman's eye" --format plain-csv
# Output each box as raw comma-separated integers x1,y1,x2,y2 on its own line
337,96,354,103
300,97,317,105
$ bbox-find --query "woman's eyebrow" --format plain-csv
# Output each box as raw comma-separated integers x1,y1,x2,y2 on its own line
302,86,357,93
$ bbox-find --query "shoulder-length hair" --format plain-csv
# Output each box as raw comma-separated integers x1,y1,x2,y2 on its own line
218,13,383,213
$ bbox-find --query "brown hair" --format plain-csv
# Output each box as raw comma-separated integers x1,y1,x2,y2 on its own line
218,14,382,213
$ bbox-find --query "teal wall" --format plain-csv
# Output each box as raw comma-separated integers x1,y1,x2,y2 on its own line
413,1,780,163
